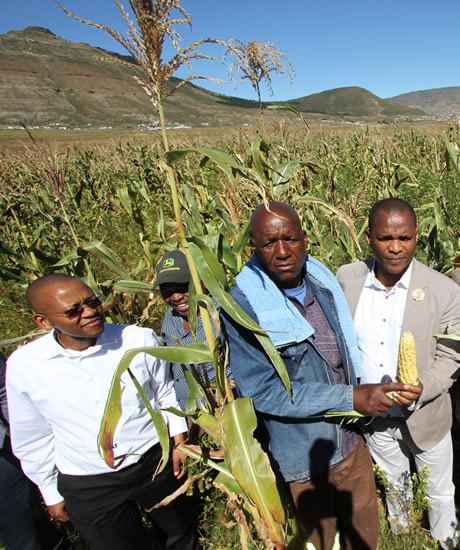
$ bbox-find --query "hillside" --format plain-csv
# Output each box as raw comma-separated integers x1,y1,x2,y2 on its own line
0,26,426,128
287,87,425,119
388,87,460,117
0,26,260,128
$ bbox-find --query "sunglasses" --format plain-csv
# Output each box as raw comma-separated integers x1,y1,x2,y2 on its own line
38,296,103,320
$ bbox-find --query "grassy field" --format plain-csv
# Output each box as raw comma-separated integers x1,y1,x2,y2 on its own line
0,120,454,150
0,121,459,548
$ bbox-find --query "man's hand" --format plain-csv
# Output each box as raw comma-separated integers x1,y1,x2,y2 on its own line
172,432,187,479
394,381,423,407
353,382,421,416
47,500,69,522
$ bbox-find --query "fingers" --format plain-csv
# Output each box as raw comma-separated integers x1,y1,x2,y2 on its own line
47,501,69,522
172,448,186,479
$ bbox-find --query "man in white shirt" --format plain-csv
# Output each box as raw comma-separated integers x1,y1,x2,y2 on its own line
337,198,460,550
6,274,196,550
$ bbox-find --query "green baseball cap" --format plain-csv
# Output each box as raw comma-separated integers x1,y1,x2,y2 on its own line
153,250,191,289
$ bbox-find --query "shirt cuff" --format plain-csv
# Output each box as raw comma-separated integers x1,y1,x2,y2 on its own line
40,483,64,506
165,411,187,437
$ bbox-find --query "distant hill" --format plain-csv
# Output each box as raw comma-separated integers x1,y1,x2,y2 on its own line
287,87,425,119
388,87,460,117
0,26,427,128
0,26,260,128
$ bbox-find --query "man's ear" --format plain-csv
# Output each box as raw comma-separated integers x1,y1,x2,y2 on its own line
365,228,371,246
303,230,308,250
33,314,54,331
415,226,419,242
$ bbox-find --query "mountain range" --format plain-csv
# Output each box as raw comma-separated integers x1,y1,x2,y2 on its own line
0,26,457,129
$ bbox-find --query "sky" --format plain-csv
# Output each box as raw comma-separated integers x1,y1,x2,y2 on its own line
2,0,460,102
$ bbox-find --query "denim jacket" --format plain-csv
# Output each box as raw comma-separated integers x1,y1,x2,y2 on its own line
221,273,357,482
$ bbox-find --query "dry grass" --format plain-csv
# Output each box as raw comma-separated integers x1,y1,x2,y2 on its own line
225,39,295,101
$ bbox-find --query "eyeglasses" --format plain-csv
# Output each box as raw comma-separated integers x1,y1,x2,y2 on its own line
37,296,103,320
159,283,190,300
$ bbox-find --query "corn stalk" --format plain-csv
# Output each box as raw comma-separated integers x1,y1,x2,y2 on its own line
57,1,298,547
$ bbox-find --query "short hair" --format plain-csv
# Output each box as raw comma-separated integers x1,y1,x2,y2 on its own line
368,198,416,231
26,273,78,311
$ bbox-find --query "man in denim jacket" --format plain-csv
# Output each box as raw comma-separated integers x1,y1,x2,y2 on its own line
221,202,420,550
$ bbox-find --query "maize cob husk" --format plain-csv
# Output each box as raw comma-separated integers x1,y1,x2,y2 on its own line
398,331,418,385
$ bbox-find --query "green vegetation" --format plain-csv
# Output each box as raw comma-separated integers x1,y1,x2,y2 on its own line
2,1,459,547
34,480,443,549
1,122,459,547
1,123,458,342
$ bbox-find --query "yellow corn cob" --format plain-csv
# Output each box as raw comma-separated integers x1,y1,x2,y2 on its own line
398,331,418,385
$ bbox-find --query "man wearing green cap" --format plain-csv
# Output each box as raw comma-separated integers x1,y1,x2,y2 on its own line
154,250,223,412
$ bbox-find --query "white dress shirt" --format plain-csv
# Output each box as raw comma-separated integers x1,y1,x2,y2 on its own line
354,261,413,415
6,324,187,506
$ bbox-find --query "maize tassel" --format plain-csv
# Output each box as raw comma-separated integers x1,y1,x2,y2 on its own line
398,331,418,385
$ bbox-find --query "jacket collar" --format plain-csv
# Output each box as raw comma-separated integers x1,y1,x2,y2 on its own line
343,258,424,316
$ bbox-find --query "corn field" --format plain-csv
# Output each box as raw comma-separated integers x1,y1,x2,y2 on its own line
0,122,459,549
1,123,458,343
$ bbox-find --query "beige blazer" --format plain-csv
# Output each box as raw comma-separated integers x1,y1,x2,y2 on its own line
336,259,460,451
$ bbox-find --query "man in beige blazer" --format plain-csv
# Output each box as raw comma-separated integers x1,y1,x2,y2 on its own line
337,198,460,550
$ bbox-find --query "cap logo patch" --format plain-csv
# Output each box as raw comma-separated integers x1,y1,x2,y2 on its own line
163,258,174,267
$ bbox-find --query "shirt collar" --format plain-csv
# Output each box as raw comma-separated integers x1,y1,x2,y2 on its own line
366,259,414,292
44,324,119,359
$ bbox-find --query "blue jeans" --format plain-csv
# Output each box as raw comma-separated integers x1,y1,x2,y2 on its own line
0,436,71,550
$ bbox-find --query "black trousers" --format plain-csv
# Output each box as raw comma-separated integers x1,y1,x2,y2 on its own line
0,435,70,550
58,443,197,550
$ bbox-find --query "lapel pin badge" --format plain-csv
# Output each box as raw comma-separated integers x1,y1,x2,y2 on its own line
412,288,425,301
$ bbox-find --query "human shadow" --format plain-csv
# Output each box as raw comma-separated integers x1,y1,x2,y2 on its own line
293,438,373,550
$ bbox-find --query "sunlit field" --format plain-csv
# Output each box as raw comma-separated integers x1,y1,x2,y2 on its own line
1,120,459,548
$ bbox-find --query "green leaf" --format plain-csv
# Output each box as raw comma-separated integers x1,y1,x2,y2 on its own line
214,471,246,497
182,184,201,227
182,368,207,413
443,133,460,172
165,148,240,187
194,294,220,335
97,353,170,473
251,140,267,182
218,234,238,273
220,399,286,543
166,147,242,170
0,329,48,347
127,368,171,468
232,221,251,255
113,280,153,293
194,409,223,446
97,344,213,473
53,247,79,266
273,160,310,186
216,208,238,234
435,332,460,340
137,181,152,204
116,187,133,216
189,238,228,288
132,343,214,364
78,241,133,280
187,278,198,336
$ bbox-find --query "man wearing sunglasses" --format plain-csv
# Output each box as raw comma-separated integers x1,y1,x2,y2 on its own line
6,274,197,550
